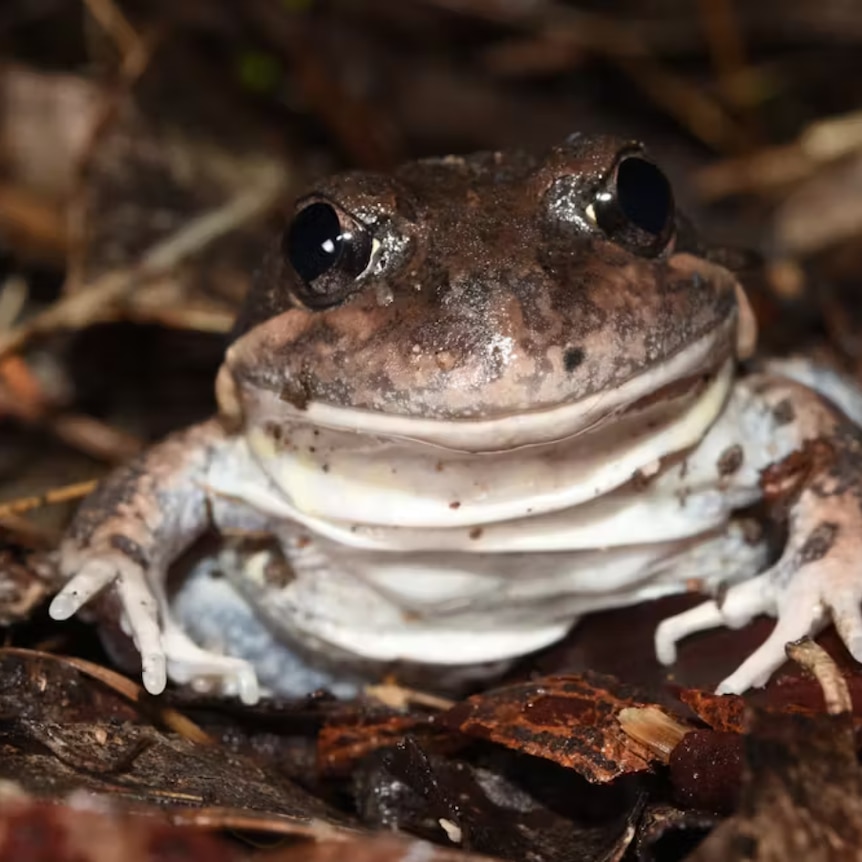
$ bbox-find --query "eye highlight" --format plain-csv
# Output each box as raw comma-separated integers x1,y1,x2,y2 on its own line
286,202,344,282
593,155,675,257
283,200,373,307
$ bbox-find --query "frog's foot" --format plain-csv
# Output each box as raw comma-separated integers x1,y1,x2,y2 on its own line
51,547,260,704
160,624,261,705
655,530,862,694
50,549,168,696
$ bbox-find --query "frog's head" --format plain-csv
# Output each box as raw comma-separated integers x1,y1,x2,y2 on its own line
219,134,752,448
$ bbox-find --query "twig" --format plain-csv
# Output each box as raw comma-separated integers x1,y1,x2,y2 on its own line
698,0,755,117
614,54,751,153
140,169,286,270
81,0,152,80
365,681,455,711
0,276,28,331
474,2,750,153
0,647,215,745
785,638,852,716
0,480,99,518
695,109,862,200
0,162,287,362
124,302,235,334
0,513,59,549
49,414,142,463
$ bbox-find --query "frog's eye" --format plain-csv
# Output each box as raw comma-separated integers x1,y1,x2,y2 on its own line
592,156,674,256
283,201,373,307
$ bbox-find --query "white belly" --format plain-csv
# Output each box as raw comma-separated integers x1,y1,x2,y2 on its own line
204,362,786,667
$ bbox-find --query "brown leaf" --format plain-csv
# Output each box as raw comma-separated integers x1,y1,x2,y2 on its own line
677,688,748,733
317,710,458,777
441,673,675,783
677,672,862,735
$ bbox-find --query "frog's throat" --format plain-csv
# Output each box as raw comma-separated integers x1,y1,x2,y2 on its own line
233,359,731,533
230,339,734,530
242,316,736,452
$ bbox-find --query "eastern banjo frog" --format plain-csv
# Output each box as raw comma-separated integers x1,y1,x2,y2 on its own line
51,134,862,703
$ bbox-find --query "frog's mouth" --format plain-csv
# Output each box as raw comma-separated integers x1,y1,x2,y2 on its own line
216,320,736,531
231,315,735,452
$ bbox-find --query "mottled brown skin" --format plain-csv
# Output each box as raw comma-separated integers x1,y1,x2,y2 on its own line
227,134,737,419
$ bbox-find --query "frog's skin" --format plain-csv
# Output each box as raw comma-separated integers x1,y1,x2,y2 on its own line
51,134,862,704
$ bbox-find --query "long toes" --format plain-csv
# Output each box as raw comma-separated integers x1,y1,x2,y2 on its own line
166,646,261,705
236,667,260,705
716,608,821,695
117,575,165,695
654,600,723,665
184,664,259,704
203,664,260,705
49,560,117,619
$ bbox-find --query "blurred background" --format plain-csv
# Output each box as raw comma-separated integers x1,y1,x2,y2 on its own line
1,0,862,543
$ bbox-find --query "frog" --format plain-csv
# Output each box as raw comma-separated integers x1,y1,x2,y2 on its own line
49,133,862,705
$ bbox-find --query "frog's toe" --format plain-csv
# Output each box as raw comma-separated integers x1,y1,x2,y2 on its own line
654,600,724,665
715,603,824,694
51,551,169,695
162,626,261,705
177,656,260,705
116,573,167,695
715,634,785,694
50,557,118,619
715,557,842,694
654,573,777,676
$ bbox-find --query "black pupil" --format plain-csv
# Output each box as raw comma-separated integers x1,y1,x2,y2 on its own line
615,158,671,236
286,202,345,282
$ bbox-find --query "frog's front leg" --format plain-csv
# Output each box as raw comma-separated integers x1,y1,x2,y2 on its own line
656,372,862,693
51,418,262,703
